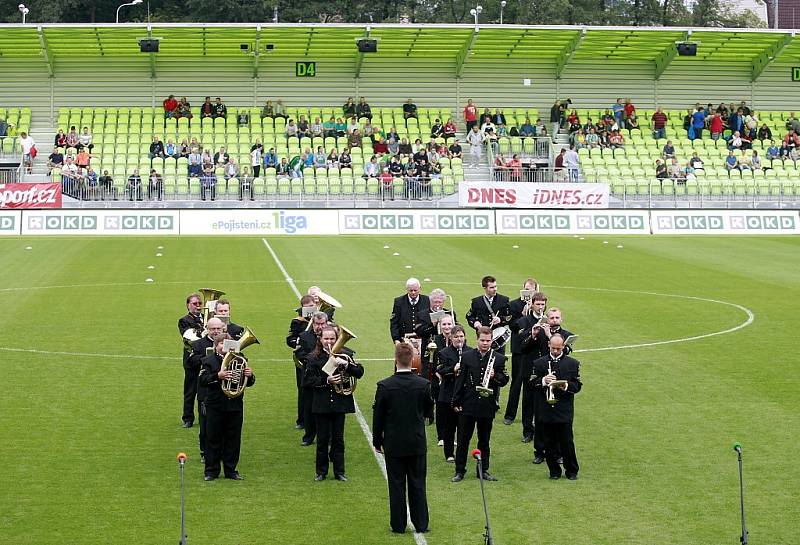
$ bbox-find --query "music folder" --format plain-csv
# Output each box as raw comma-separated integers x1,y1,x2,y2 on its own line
322,356,339,376
564,335,579,349
429,310,446,323
301,305,316,318
223,339,241,353
520,289,535,300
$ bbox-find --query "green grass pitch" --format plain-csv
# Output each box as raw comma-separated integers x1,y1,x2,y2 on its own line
1,235,798,545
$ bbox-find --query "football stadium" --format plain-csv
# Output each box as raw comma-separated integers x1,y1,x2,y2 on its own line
1,19,799,545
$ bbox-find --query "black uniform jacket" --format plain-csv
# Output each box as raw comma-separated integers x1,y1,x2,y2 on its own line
452,348,508,418
178,312,204,363
531,354,581,424
199,352,255,411
465,294,512,331
389,294,431,343
372,371,434,457
303,348,364,414
436,344,470,404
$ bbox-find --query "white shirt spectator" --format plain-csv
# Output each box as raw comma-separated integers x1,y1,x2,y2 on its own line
20,134,36,154
564,148,580,171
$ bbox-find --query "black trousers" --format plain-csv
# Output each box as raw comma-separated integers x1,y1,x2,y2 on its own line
301,387,317,443
182,364,199,424
315,412,346,476
385,454,429,533
204,405,244,478
503,353,524,421
541,422,578,477
437,402,459,460
295,366,304,426
198,400,206,456
455,414,493,475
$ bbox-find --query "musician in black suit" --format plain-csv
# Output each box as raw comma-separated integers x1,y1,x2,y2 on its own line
425,314,454,445
213,299,244,340
178,292,204,428
307,285,336,321
295,311,330,446
532,334,581,480
199,334,255,481
503,278,539,427
188,317,226,463
303,326,364,481
465,276,512,344
389,278,431,344
373,343,434,534
451,327,508,482
514,291,549,444
435,324,468,463
286,295,317,430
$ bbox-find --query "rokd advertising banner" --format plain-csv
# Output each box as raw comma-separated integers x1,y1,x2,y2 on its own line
459,182,609,209
651,210,800,234
339,209,495,234
0,183,62,209
496,210,650,234
179,209,338,235
0,211,21,235
21,210,179,235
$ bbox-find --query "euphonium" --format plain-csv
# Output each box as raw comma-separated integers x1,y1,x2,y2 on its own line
328,326,358,395
220,327,260,398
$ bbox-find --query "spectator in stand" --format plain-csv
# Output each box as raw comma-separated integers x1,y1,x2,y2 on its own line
55,129,67,148
200,164,216,200
651,107,668,139
66,126,79,149
623,98,635,123
302,149,314,169
201,97,214,118
149,136,165,159
625,114,640,131
480,116,496,136
225,157,239,181
99,170,114,197
757,124,772,142
339,149,353,171
750,150,762,171
655,159,668,180
449,139,463,160
177,97,192,119
75,147,91,170
725,150,739,171
553,148,566,181
261,100,275,119
669,157,683,181
403,99,418,120
178,139,190,158
464,99,478,132
237,110,249,127
364,155,380,179
356,97,372,121
781,130,800,157
333,117,346,138
163,95,178,118
379,167,394,200
0,117,7,138
608,129,625,149
492,109,507,126
431,119,444,139
263,147,278,170
285,119,299,140
62,157,78,188
188,153,202,178
362,120,375,140
708,112,724,140
326,149,339,169
310,117,324,138
148,169,163,200
417,158,432,199
126,169,143,200
250,143,263,178
346,116,360,135
398,138,413,158
610,98,624,127
388,156,403,178
297,115,310,138
484,127,499,155
785,112,800,133
549,100,562,138
314,146,327,168
165,139,178,158
374,136,389,154
47,147,64,174
728,108,743,135
443,118,457,139
213,97,227,119
277,157,291,176
690,106,705,140
583,127,599,150
404,159,419,199
767,140,780,162
744,112,758,138
493,153,508,179
567,110,581,133
662,140,675,159
272,99,287,119
323,116,336,137
520,118,535,138
506,153,522,181
728,131,743,151
689,152,704,171
564,144,580,181
78,126,93,151
348,129,362,149
570,128,586,149
213,147,230,167
343,97,356,117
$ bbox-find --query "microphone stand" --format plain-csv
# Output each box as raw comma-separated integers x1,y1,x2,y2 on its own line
475,456,494,545
736,449,748,545
179,460,187,545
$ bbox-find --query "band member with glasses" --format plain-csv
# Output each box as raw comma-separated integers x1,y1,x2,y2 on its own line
504,278,540,428
451,327,508,483
435,324,469,463
465,276,512,345
303,326,364,482
372,343,434,535
286,295,317,431
532,334,582,480
178,292,204,428
189,317,226,464
199,333,255,481
295,311,330,446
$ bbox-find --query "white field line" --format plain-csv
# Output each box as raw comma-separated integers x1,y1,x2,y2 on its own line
261,239,426,543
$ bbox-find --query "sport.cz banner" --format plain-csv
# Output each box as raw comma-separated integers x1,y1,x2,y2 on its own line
0,183,62,209
459,182,609,209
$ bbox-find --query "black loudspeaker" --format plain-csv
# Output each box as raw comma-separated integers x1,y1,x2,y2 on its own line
676,42,697,56
139,39,159,53
357,39,377,53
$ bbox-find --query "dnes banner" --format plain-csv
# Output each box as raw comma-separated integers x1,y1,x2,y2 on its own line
460,182,609,209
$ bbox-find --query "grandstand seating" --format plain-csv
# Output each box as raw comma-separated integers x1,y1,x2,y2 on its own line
0,107,32,156
51,105,466,200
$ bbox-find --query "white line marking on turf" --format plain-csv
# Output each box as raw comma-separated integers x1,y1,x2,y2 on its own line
261,239,427,544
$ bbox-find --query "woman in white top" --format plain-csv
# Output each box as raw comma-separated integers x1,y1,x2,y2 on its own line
19,131,36,173
250,145,263,178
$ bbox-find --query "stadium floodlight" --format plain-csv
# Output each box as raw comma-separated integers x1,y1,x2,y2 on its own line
19,4,29,24
500,1,507,24
116,0,143,24
470,5,483,28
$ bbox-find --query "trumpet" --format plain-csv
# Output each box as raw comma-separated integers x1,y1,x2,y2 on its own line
545,359,568,405
475,350,496,398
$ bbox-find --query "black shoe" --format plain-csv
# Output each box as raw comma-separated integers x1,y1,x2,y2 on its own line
391,529,405,534
294,423,304,430
480,471,498,481
301,440,313,446
182,421,193,428
334,474,348,482
566,474,578,481
451,473,465,483
226,472,244,481
557,457,564,464
521,435,533,443
314,474,326,481
204,475,216,481
549,474,561,480
532,456,544,465
503,418,514,425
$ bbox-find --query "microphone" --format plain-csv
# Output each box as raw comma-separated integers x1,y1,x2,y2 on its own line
733,442,742,454
472,448,482,461
177,452,187,465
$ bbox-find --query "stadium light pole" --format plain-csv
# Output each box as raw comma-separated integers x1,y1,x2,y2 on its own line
116,0,143,24
18,4,29,24
470,4,483,28
500,1,506,24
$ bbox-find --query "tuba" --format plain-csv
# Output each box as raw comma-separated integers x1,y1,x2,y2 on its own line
220,327,260,398
199,287,225,326
324,326,358,395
